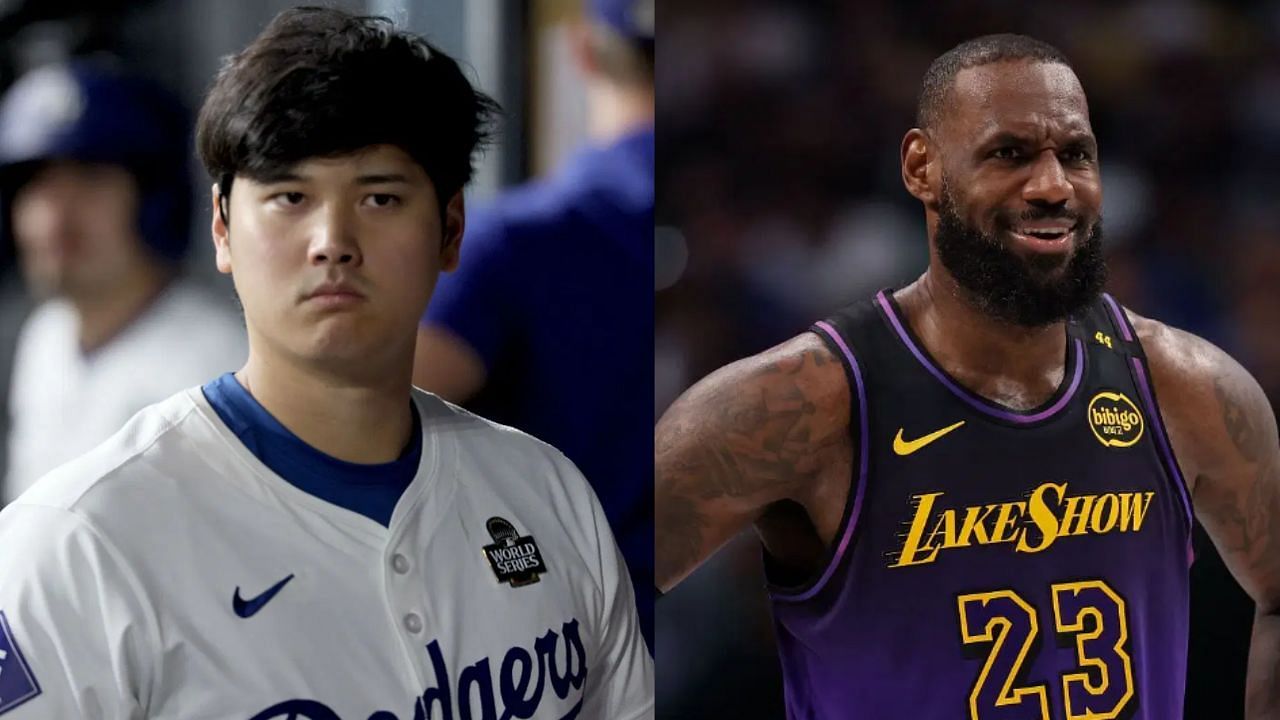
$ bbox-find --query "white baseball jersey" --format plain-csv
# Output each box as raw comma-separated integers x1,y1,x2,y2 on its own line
4,278,247,502
0,386,653,719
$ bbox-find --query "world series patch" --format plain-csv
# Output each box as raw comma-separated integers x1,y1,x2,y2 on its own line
482,517,547,587
0,611,41,715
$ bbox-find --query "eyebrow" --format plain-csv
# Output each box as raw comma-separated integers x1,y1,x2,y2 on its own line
981,130,1097,146
354,173,414,185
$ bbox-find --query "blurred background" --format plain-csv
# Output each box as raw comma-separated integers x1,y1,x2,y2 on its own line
655,0,1271,717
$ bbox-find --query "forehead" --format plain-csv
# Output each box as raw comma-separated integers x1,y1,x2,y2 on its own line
261,144,428,183
943,60,1091,141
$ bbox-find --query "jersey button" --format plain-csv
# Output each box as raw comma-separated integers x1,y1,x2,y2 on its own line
404,613,423,634
392,553,410,574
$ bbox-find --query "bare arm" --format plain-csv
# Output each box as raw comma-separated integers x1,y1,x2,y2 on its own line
655,333,850,592
1138,317,1280,717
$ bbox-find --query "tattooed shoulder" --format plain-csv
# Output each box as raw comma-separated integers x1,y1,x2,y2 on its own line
1137,311,1280,605
655,332,851,590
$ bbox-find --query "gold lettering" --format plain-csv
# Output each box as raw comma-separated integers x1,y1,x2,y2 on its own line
891,492,945,567
1090,494,1120,533
1118,491,1155,532
956,504,999,547
1017,482,1064,553
928,509,959,549
990,501,1026,544
1061,494,1096,536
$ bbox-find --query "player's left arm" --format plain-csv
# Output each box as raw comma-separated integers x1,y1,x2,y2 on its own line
1137,315,1280,718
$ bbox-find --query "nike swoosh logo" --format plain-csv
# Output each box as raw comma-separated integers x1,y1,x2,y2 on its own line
893,420,966,456
233,574,294,619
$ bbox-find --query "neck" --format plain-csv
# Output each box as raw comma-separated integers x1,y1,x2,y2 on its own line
236,347,414,464
895,266,1070,410
587,80,653,143
72,261,173,354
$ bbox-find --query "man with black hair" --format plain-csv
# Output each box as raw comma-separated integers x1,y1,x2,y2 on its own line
0,8,652,719
414,0,655,651
657,33,1280,718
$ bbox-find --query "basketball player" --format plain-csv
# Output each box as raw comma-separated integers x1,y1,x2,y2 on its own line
656,34,1280,719
0,8,651,718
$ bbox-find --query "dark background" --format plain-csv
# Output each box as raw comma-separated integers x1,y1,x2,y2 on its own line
655,1,1273,717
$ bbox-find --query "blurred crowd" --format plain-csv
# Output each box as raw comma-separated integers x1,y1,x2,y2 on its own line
655,0,1280,717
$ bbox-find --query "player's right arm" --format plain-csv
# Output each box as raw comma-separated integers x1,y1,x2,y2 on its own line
655,332,852,592
0,504,154,718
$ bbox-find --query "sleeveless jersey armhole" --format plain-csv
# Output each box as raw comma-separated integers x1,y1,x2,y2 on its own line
1101,293,1195,564
767,321,870,602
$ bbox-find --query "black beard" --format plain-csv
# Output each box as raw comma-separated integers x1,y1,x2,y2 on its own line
934,185,1106,328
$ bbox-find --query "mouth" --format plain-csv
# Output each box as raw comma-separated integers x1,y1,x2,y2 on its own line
304,282,367,307
1005,222,1078,254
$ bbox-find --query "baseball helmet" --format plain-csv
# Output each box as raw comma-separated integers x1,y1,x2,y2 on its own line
0,58,192,264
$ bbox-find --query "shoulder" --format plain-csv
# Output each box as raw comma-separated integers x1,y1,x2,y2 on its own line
12,300,74,355
412,387,593,494
13,390,201,513
657,331,851,497
663,331,850,440
1128,308,1268,487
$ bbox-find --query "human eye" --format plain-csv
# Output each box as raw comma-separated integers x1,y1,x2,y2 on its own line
990,146,1024,161
1061,148,1094,164
363,193,402,208
269,191,306,207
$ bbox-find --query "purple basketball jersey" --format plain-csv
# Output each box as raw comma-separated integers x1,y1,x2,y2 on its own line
767,291,1192,720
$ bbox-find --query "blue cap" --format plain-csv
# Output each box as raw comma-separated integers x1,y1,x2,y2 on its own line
590,0,653,41
0,60,193,263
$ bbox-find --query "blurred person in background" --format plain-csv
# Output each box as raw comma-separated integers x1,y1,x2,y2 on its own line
0,59,246,503
414,0,656,649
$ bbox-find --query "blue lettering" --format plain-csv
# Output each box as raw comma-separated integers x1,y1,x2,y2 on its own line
498,647,541,720
248,699,343,720
458,658,496,720
251,619,586,720
415,640,453,720
540,619,588,700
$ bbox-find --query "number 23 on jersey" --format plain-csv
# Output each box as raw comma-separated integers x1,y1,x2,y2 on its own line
956,579,1134,720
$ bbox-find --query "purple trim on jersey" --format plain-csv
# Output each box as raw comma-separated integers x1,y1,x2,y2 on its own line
1131,356,1196,564
875,290,1085,423
1102,293,1135,342
772,321,869,603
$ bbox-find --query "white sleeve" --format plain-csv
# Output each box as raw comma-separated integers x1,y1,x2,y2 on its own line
0,504,155,718
579,491,654,719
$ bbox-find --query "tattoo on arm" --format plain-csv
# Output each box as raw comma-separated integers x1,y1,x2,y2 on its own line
1195,369,1280,718
655,342,846,591
1201,374,1280,583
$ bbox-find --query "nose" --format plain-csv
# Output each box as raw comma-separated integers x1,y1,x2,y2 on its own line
1022,150,1073,207
308,204,362,267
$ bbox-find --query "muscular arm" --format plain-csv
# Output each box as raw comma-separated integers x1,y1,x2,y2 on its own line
655,333,850,593
1138,317,1280,717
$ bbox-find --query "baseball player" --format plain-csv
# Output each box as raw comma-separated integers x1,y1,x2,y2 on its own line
0,7,652,719
0,60,247,502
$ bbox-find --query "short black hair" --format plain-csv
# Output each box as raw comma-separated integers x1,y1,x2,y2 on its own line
916,33,1074,131
196,6,499,212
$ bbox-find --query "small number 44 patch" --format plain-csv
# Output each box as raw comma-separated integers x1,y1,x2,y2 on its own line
0,611,41,714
